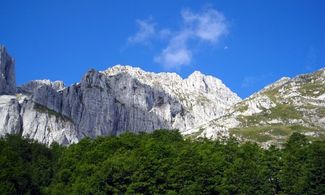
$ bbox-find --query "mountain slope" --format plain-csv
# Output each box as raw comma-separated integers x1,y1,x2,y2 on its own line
185,68,325,147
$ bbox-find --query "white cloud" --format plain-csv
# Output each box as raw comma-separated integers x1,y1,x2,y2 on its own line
181,8,228,43
155,31,191,68
155,47,192,69
128,19,155,45
129,8,228,69
156,8,228,68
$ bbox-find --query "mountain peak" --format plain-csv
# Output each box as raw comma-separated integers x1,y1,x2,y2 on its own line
102,64,145,76
188,70,205,78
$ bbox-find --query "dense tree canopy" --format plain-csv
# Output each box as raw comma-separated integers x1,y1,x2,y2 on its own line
0,130,324,194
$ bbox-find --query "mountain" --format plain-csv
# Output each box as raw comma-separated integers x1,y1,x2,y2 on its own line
185,68,325,147
0,45,324,146
0,46,240,145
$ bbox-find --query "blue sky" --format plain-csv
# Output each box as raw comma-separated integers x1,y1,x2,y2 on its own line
1,0,324,98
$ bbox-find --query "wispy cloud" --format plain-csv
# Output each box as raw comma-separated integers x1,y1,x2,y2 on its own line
128,19,156,45
155,46,192,69
181,8,228,43
154,31,191,68
128,7,228,69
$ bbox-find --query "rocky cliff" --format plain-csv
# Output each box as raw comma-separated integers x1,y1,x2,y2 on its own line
0,46,241,145
0,46,16,95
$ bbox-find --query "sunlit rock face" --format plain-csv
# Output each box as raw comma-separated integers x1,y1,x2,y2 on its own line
0,46,241,145
0,95,21,136
101,65,241,132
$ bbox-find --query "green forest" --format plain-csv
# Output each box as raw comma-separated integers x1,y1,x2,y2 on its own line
0,130,324,194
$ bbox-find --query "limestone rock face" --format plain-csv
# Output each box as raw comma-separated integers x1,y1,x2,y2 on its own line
102,65,241,131
60,69,174,138
0,57,240,144
0,95,21,136
0,46,16,95
20,99,79,145
18,65,240,144
54,66,241,139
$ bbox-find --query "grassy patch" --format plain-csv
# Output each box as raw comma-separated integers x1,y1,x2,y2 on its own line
270,125,319,136
299,82,325,97
186,127,205,139
196,95,210,105
34,103,73,122
263,88,279,103
270,127,291,136
237,104,302,126
15,93,24,100
230,125,322,144
302,103,318,110
236,104,249,112
316,107,325,116
230,126,272,142
268,104,302,119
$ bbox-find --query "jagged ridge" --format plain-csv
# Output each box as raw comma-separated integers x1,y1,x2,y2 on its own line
0,47,240,145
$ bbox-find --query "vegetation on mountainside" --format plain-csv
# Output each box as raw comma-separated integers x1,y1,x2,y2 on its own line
230,125,324,145
34,103,73,122
298,70,325,97
299,82,325,97
0,130,324,194
236,103,303,127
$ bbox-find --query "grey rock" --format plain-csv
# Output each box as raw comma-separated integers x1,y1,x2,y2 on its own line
19,99,78,145
0,46,16,95
0,95,22,136
20,80,65,93
60,70,179,138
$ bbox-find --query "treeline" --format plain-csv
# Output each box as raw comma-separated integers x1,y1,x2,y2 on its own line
0,130,324,194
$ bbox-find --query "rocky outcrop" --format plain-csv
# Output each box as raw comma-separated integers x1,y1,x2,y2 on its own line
0,46,16,95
